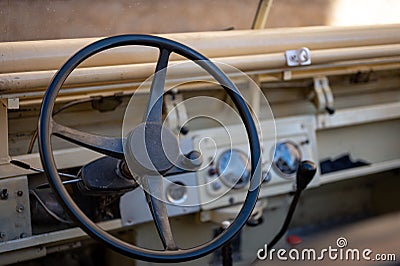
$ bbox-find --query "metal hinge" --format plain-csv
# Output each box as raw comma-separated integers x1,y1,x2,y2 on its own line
310,76,335,115
285,47,311,67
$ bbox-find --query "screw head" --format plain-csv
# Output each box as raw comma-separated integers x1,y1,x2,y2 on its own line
16,204,24,213
17,190,23,197
208,168,216,176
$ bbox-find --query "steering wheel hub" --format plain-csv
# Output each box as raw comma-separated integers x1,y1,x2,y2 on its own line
124,122,180,176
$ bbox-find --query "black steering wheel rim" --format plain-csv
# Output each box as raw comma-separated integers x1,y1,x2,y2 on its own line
38,34,262,262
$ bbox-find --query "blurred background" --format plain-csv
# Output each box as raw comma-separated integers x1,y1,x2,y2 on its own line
1,0,399,42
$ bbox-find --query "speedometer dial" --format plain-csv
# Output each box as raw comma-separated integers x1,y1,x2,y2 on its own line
216,149,250,189
272,141,301,178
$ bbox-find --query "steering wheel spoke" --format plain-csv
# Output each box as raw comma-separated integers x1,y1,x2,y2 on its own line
143,176,178,251
144,48,171,123
51,120,124,159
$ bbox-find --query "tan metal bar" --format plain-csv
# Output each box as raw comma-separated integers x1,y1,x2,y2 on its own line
252,0,274,29
251,0,274,118
1,43,400,94
1,24,400,74
3,59,400,106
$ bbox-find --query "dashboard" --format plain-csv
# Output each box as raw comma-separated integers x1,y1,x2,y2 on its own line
121,115,319,225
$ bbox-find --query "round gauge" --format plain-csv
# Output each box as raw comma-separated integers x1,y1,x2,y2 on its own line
272,141,301,178
166,181,187,204
216,149,250,189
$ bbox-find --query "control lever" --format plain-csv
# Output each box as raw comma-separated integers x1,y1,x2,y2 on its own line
10,160,82,189
10,159,78,179
267,160,317,249
220,221,233,266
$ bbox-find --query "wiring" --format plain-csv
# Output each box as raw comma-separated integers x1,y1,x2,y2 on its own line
27,97,97,154
29,189,73,224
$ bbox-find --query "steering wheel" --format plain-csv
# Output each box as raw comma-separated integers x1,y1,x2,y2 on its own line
38,35,261,263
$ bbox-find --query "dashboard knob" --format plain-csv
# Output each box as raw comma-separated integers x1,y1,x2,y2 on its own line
211,181,222,191
208,168,217,176
296,160,317,190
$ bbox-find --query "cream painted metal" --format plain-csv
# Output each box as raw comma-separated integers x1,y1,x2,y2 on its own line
1,25,400,102
312,76,334,113
0,100,10,164
6,59,399,107
317,101,400,129
1,24,400,74
1,43,400,97
317,117,400,185
0,176,32,242
0,219,121,255
249,0,270,119
0,148,103,179
252,0,274,29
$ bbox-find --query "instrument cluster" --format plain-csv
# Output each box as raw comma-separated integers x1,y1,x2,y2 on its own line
194,115,319,210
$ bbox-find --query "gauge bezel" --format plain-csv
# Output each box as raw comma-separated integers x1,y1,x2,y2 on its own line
271,140,302,179
216,148,251,189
